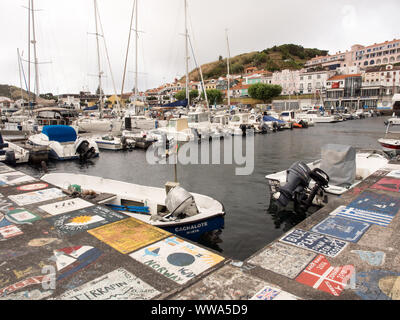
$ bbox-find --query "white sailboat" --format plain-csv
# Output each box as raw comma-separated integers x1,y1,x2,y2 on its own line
74,0,123,134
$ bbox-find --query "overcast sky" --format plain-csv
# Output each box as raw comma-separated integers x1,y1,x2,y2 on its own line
0,0,399,96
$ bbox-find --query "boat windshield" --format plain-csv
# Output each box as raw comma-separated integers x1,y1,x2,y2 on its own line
188,113,209,123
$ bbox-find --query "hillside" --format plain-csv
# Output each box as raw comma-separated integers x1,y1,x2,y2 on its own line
0,84,54,105
186,44,328,81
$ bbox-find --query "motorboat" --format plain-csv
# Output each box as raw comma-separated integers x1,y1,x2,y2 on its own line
378,121,400,156
261,114,286,131
73,117,124,133
121,130,158,150
187,110,214,138
149,118,194,143
266,145,389,212
94,134,136,151
28,125,99,160
41,173,225,241
211,114,232,137
0,133,29,165
227,113,254,136
298,110,341,123
279,110,311,128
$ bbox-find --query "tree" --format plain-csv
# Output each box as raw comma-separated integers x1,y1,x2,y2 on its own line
174,89,198,101
201,89,223,105
248,83,282,103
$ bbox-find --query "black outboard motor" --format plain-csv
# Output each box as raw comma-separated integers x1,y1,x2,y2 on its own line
76,140,96,161
274,161,330,213
275,161,311,207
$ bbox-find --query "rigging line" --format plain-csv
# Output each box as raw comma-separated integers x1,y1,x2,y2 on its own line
121,0,136,108
187,10,208,107
188,36,208,107
96,2,120,111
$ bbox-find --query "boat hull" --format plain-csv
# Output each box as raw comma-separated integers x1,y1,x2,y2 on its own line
161,214,225,241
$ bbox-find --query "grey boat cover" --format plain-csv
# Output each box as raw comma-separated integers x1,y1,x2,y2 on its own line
319,144,356,187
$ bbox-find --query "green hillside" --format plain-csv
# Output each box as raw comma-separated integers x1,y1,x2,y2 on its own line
187,44,328,81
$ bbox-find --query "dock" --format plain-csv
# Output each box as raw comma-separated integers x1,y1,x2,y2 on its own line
0,160,399,300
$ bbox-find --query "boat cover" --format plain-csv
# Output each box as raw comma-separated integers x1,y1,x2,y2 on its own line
320,144,356,187
42,125,77,143
263,115,285,123
161,99,188,108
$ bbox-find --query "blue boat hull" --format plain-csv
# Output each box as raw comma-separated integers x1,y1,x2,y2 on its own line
161,214,225,241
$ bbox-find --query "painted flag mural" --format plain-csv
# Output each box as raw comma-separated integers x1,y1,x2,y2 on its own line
296,255,354,296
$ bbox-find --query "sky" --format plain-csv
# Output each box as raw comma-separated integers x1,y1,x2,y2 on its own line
0,0,399,96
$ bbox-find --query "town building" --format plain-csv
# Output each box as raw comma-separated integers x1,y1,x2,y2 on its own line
305,39,400,71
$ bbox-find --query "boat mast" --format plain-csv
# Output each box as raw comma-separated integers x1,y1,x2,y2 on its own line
31,0,39,101
184,0,190,107
134,0,138,103
27,0,31,109
226,29,231,107
94,0,103,119
17,48,24,110
120,0,136,109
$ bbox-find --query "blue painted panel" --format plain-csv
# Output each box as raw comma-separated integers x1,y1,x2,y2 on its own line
280,229,348,258
347,191,400,216
311,216,370,242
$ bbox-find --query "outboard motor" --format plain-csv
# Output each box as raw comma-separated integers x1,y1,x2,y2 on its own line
275,161,311,207
273,161,330,213
76,140,96,160
5,150,16,166
165,186,199,219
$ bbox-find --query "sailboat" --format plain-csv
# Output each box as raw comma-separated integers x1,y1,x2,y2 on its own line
74,0,123,135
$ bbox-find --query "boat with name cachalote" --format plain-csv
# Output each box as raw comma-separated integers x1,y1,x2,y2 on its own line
41,173,225,241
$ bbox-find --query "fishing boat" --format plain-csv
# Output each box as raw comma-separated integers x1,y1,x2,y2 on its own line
41,173,225,241
28,125,99,160
266,145,389,212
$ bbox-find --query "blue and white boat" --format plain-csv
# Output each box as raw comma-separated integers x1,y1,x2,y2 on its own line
28,125,99,160
41,173,225,241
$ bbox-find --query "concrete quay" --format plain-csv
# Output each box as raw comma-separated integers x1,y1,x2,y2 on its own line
0,160,400,300
169,161,400,300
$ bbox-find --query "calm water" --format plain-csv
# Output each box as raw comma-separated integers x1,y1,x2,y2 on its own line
17,116,389,261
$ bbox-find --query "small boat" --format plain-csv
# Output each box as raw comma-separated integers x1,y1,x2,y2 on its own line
378,121,400,155
280,110,310,128
73,117,124,133
266,145,389,212
149,118,194,143
28,125,99,160
0,133,30,165
121,130,157,150
94,134,136,151
41,173,225,241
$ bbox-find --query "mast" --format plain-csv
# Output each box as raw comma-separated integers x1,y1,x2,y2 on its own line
17,49,24,108
184,0,189,106
94,0,103,119
121,0,136,109
27,0,31,108
226,29,231,107
134,0,138,103
31,0,39,100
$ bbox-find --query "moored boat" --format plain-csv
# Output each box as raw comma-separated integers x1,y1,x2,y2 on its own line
28,125,99,160
266,145,389,212
41,173,225,241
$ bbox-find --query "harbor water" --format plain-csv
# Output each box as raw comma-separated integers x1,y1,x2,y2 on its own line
17,116,389,261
